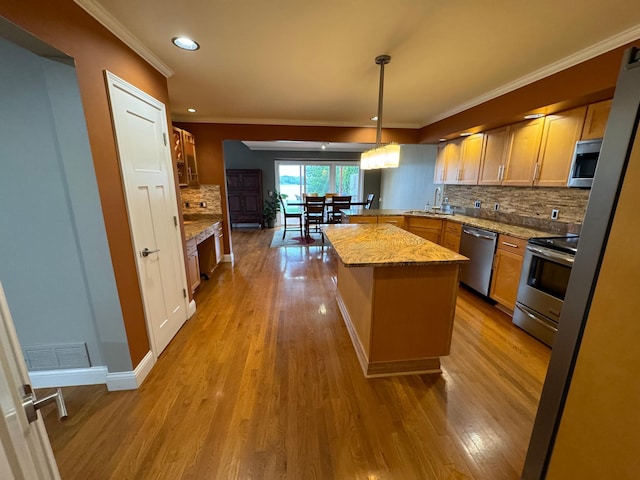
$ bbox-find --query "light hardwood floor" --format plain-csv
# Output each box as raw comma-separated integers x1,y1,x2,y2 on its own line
40,228,550,479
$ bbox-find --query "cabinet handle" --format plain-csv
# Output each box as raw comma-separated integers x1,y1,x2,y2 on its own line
499,165,505,181
501,241,518,248
533,163,540,181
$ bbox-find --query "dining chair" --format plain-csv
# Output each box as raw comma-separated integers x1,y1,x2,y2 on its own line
364,193,375,209
279,195,303,239
327,195,351,223
304,196,326,242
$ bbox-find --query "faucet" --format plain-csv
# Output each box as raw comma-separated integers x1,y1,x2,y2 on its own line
433,187,442,209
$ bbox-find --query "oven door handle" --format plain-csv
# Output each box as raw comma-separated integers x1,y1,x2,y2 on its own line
526,246,574,266
515,304,559,332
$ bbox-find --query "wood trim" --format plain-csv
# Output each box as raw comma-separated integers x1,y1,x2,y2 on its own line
335,288,370,378
366,358,441,377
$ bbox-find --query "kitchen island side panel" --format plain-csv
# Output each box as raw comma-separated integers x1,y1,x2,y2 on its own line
370,264,459,362
337,262,373,358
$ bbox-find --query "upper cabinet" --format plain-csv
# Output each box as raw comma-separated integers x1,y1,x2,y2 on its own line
434,135,483,185
439,99,611,188
535,106,587,187
502,117,545,186
478,126,510,185
172,126,199,186
581,99,612,140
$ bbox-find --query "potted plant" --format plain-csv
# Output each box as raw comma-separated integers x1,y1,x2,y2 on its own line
263,191,283,228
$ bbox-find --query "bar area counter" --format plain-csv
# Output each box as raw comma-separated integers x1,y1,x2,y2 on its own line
325,224,468,377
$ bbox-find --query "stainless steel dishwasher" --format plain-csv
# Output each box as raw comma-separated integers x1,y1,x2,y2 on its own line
458,226,498,296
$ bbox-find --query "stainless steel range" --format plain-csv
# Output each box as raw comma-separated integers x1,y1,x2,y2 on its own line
513,236,579,346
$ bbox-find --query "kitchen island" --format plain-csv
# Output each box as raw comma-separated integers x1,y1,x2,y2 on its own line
324,223,468,377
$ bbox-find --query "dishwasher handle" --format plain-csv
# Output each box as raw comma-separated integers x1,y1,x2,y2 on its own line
462,228,496,241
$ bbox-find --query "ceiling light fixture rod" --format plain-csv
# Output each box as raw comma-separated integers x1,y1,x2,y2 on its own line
375,54,391,147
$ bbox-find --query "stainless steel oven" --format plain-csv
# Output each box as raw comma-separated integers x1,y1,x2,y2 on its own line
513,236,578,346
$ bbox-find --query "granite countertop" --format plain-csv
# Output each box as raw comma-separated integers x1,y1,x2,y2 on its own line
183,214,223,241
324,224,469,267
342,208,555,240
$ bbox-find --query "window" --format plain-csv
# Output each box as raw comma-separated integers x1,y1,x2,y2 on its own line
275,161,362,204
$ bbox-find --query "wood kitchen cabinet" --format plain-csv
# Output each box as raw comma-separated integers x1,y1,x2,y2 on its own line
581,99,612,140
436,136,483,185
186,238,200,293
478,126,510,185
490,234,527,311
345,215,378,224
441,220,462,252
535,106,587,187
226,169,263,227
172,126,199,186
213,222,224,265
502,118,545,186
378,215,406,229
407,217,443,244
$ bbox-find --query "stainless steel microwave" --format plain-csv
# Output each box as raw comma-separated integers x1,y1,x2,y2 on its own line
567,139,602,188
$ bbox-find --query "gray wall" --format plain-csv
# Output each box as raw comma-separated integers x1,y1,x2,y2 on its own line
223,140,379,203
379,144,437,210
0,37,131,372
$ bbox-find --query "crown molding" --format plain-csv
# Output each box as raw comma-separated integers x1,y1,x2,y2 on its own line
74,0,173,77
170,115,421,129
424,23,640,126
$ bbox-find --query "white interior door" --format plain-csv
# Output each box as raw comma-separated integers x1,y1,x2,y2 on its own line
0,282,61,480
105,71,188,356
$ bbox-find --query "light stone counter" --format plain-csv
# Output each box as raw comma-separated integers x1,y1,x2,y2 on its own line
324,223,468,267
342,208,557,240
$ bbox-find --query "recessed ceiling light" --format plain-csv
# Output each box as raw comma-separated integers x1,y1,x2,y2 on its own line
172,37,200,51
460,132,473,137
187,108,197,113
370,116,378,121
524,113,545,119
439,138,447,142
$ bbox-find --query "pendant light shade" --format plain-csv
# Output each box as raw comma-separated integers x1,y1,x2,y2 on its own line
360,54,400,170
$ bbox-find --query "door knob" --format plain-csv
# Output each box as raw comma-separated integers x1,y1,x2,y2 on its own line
141,247,160,257
21,384,68,423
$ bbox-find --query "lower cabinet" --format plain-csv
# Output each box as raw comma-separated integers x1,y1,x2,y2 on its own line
378,215,406,229
489,234,527,311
186,238,200,293
407,217,443,244
345,215,378,224
213,222,223,265
441,220,462,252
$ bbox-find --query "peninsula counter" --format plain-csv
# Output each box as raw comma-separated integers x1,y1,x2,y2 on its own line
324,223,468,377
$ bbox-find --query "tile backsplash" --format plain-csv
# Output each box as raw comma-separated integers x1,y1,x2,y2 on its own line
180,184,222,215
443,185,591,234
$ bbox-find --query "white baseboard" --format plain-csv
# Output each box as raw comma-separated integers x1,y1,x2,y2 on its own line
223,253,234,264
187,299,197,318
106,350,156,391
28,350,157,391
29,366,108,389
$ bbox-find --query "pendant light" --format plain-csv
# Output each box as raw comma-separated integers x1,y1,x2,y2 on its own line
361,54,400,170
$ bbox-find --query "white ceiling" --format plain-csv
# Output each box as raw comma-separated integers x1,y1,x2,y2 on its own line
79,0,640,129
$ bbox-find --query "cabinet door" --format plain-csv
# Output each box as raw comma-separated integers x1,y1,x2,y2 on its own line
536,106,587,187
441,221,462,252
459,134,484,184
408,217,442,243
214,226,224,265
443,139,462,184
187,250,200,293
581,99,612,140
502,118,544,186
478,126,509,185
172,126,187,186
489,249,523,310
182,130,199,186
434,144,447,183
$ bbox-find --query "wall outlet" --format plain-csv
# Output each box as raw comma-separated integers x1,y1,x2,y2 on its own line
474,200,481,209
184,202,190,208
551,209,559,220
200,201,207,208
494,203,500,212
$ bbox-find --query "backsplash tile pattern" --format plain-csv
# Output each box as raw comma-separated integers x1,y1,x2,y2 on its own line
180,184,222,215
443,185,591,235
